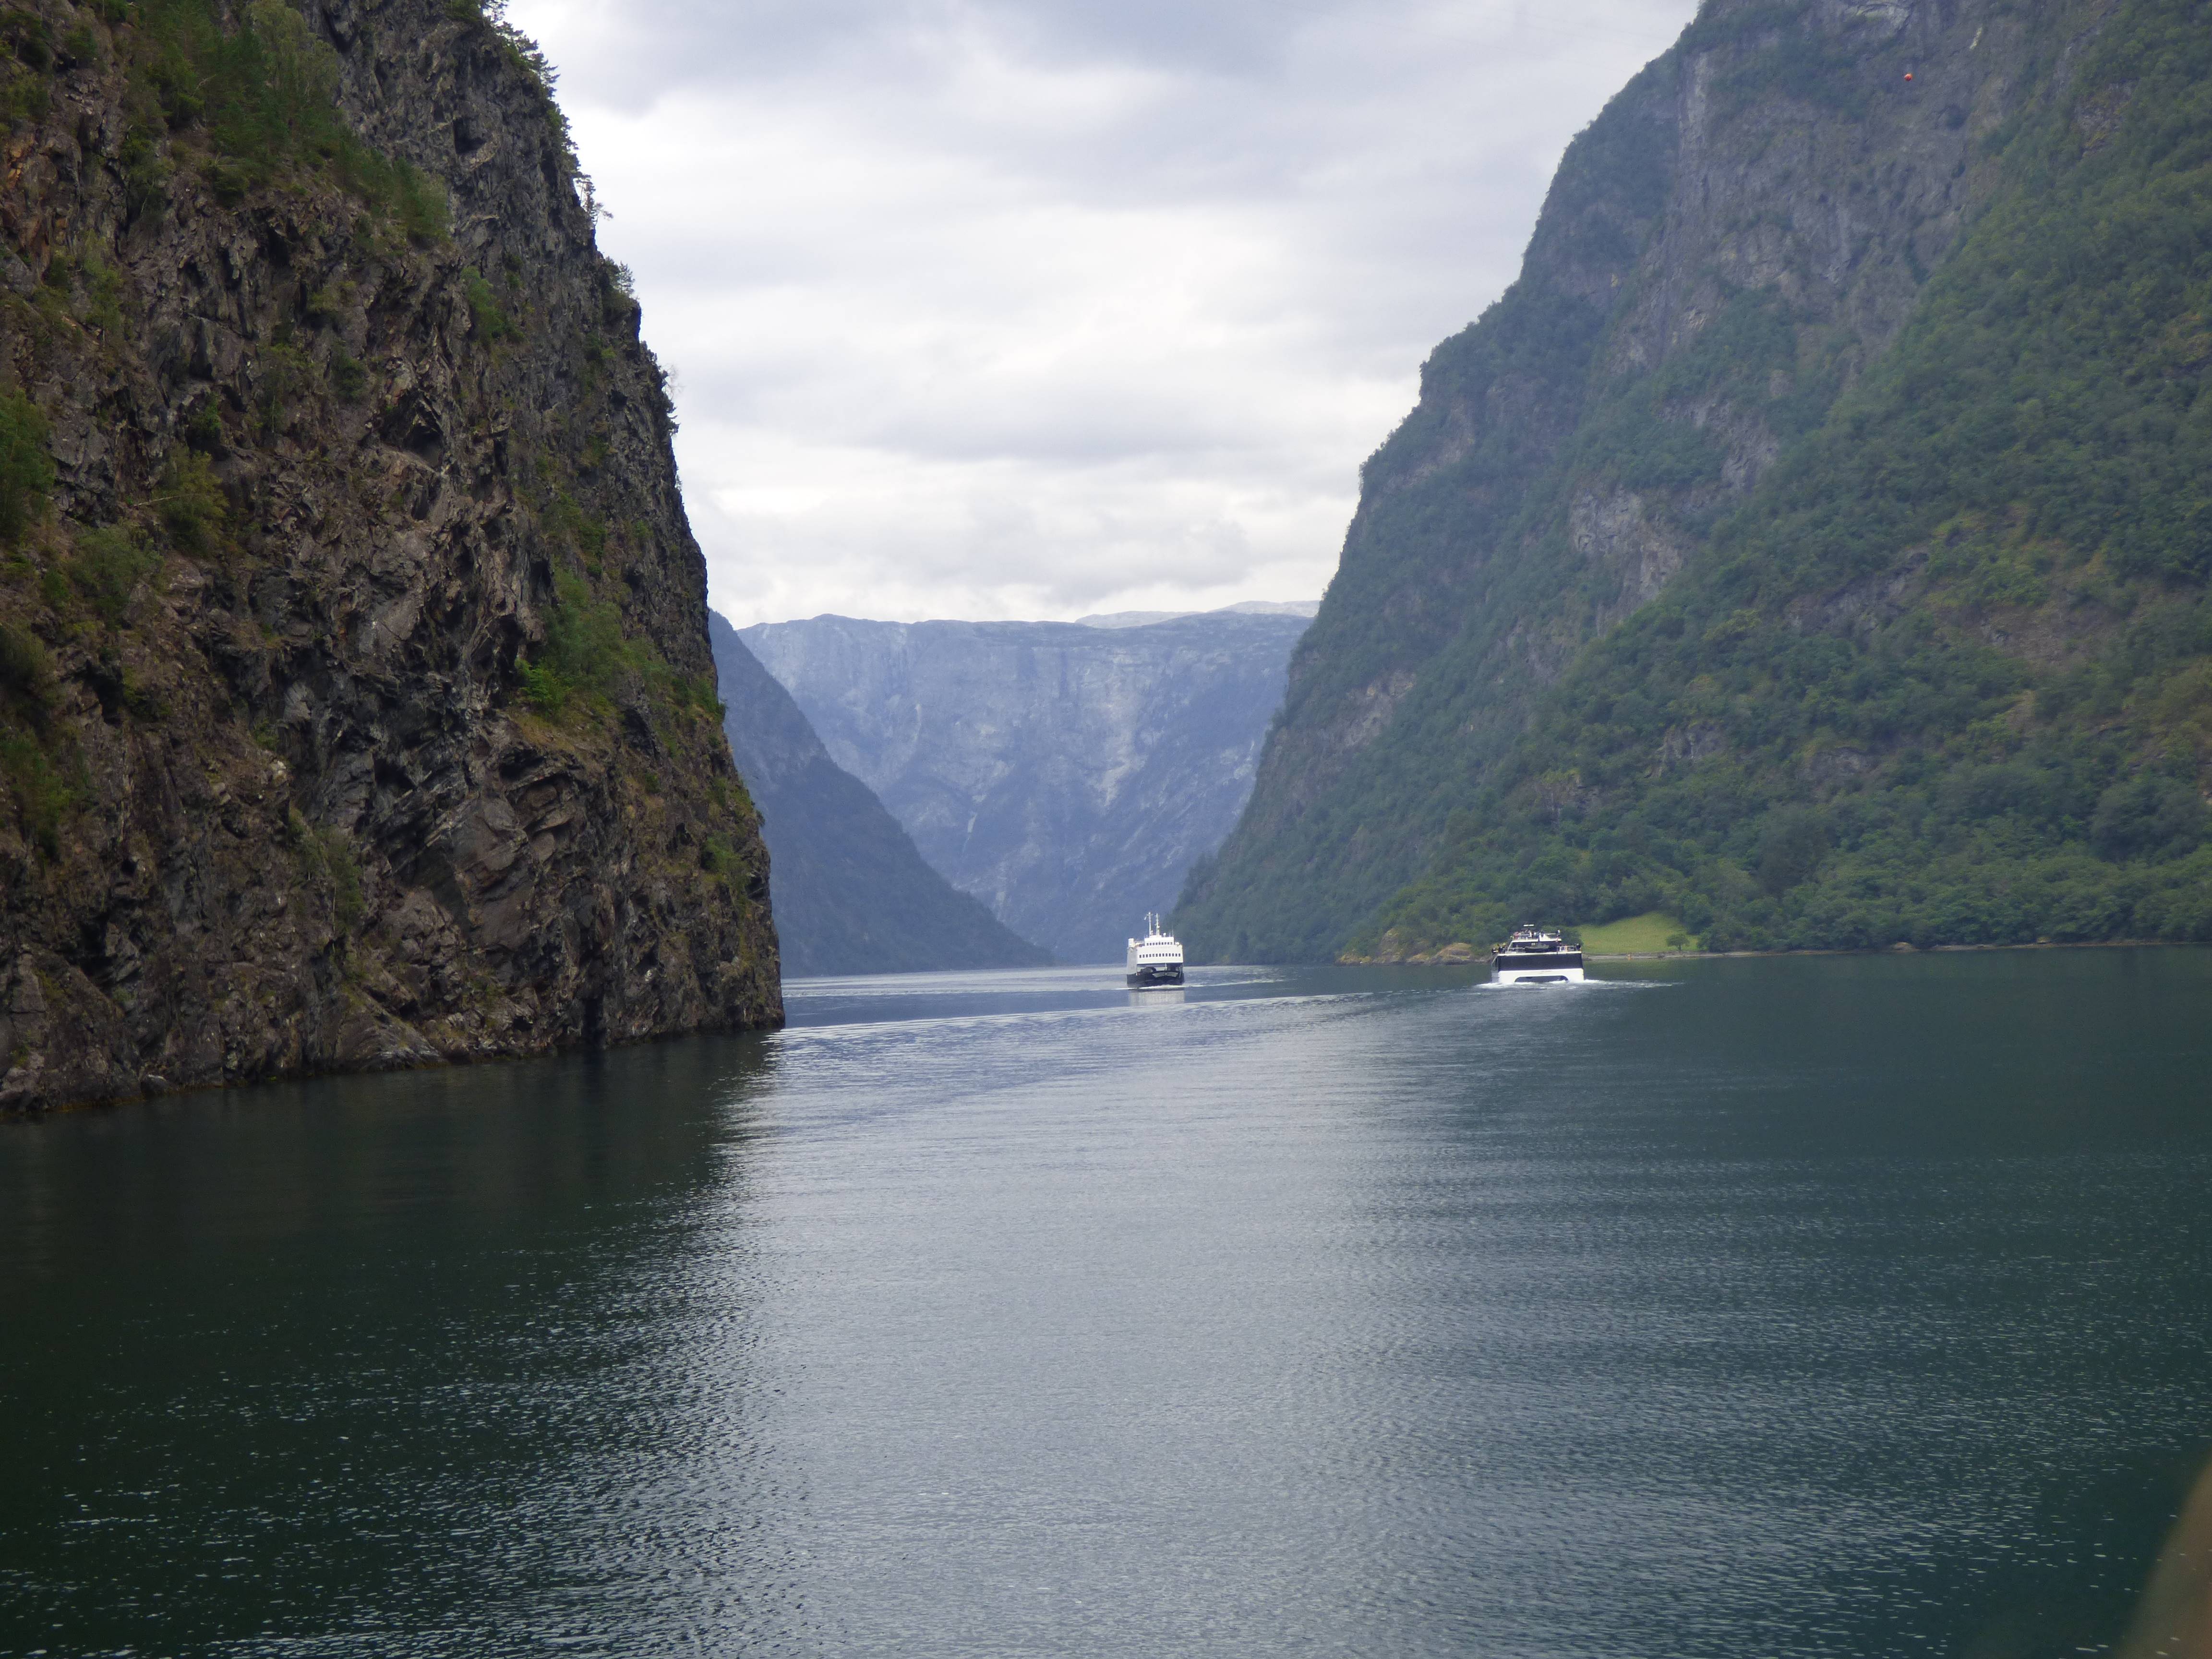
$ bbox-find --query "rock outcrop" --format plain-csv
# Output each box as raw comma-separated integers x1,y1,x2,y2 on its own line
0,0,780,1111
709,612,1047,977
743,608,1312,962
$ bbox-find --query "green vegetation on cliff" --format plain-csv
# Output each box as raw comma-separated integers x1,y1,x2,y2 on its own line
1362,0,2212,956
127,0,448,235
1179,0,2212,962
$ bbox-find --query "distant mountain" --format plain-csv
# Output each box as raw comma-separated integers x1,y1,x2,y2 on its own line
708,613,1048,977
1077,601,1321,629
741,609,1313,962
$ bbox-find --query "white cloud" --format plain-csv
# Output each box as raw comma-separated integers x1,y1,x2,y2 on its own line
505,0,1697,625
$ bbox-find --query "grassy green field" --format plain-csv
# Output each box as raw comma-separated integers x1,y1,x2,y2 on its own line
1574,913,1695,955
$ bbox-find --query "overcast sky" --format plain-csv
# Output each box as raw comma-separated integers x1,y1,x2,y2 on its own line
503,0,1698,626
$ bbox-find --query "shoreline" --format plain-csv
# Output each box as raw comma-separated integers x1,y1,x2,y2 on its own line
1591,938,2202,961
1344,938,2203,966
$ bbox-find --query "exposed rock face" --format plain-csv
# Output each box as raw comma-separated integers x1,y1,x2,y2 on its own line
1177,0,2118,961
743,609,1312,963
0,0,780,1111
709,612,1046,977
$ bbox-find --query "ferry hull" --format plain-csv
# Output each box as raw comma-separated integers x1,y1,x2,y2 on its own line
1493,965,1586,986
1127,964,1185,988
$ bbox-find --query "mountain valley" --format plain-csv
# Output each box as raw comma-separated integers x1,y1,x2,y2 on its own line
709,612,1047,976
745,607,1313,962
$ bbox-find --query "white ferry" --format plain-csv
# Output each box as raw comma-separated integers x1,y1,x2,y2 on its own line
1491,925,1585,985
1126,914,1185,988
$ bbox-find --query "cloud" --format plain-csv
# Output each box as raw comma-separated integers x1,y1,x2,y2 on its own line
505,0,1697,625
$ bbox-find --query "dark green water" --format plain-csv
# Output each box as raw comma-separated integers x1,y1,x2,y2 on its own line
3,950,2210,1657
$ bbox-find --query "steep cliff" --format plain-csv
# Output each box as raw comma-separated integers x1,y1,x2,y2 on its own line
0,0,781,1111
1178,0,2211,960
743,609,1311,962
1364,0,2212,955
708,612,1046,977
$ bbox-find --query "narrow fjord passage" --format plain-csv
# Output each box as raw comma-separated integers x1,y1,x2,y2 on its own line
4,952,2210,1656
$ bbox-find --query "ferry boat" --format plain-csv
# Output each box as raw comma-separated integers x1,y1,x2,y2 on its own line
1126,914,1185,988
1491,924,1585,986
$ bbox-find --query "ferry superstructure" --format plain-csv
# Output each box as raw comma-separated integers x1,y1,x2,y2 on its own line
1126,914,1185,988
1491,925,1585,985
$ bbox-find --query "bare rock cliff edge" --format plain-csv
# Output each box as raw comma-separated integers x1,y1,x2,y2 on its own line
0,0,782,1111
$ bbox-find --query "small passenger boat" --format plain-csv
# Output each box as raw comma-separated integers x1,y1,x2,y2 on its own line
1491,925,1585,985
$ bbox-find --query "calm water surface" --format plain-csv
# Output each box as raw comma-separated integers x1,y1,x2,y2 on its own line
3,951,2211,1656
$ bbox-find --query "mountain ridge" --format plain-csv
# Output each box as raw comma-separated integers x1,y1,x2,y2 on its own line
1076,601,1320,629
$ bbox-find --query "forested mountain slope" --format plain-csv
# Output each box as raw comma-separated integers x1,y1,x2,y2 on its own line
0,0,781,1110
1365,0,2212,956
1176,0,2211,961
709,613,1047,976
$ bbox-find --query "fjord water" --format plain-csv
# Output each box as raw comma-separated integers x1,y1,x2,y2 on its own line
4,953,2210,1657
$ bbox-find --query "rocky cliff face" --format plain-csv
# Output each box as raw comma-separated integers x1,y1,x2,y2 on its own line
0,0,780,1111
1176,0,2135,961
709,612,1046,977
743,609,1312,963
